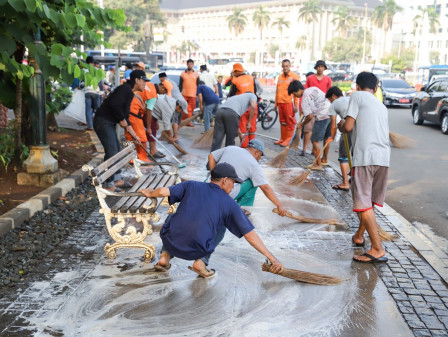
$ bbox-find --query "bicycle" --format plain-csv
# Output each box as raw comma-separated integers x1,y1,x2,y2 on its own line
257,98,278,130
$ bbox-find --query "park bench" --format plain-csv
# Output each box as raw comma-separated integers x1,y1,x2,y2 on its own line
82,142,180,262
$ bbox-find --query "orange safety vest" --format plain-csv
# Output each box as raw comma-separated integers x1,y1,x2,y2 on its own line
275,71,300,106
232,74,255,95
180,70,199,97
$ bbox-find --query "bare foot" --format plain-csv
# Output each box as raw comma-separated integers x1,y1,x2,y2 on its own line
307,164,323,171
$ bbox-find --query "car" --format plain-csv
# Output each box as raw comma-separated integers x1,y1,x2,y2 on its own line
328,71,348,81
380,79,417,107
150,70,183,86
411,79,448,134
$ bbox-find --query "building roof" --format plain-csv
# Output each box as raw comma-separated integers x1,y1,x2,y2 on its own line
160,0,382,11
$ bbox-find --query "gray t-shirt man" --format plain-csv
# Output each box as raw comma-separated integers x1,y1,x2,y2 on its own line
329,96,350,118
222,92,257,116
346,91,390,167
211,146,268,198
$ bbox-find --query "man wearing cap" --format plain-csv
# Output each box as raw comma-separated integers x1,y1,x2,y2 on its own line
197,80,220,131
135,62,146,71
225,63,258,147
139,162,284,278
211,92,257,152
199,65,219,95
179,59,200,126
274,59,300,146
306,60,332,94
208,139,288,217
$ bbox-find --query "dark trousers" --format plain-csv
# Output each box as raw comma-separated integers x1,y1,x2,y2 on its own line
211,107,240,152
93,115,122,187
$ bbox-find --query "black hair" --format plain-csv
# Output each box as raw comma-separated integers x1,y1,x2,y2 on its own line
306,71,314,78
200,65,207,71
218,75,223,79
154,83,159,92
187,59,194,63
158,72,167,78
288,80,304,95
282,59,290,64
86,56,94,64
125,62,133,69
356,72,378,90
198,80,205,85
325,86,343,99
127,79,136,88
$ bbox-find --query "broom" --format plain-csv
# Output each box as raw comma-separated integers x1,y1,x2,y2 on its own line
192,127,214,149
261,262,343,285
389,132,415,148
161,130,188,155
290,117,305,149
289,140,332,185
179,112,202,128
272,208,343,226
267,128,299,168
377,224,398,241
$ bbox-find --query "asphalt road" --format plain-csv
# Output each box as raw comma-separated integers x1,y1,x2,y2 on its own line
257,87,448,242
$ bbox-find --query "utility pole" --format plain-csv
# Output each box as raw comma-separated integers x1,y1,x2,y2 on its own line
362,3,368,65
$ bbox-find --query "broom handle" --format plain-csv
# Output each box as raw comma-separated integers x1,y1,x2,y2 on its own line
272,208,342,225
310,139,332,166
130,134,169,174
150,134,183,166
343,133,352,170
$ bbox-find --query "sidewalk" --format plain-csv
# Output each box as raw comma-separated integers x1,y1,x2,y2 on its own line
0,121,447,336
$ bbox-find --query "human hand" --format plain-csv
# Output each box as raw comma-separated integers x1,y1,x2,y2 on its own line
156,121,159,130
325,137,334,143
246,122,251,131
268,258,284,274
139,187,153,198
276,205,288,217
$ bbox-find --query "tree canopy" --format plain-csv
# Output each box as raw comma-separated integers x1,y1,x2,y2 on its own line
227,7,248,37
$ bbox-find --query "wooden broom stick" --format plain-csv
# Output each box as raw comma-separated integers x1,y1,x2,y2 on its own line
273,208,344,225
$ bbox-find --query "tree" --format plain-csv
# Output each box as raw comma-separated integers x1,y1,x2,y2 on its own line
332,6,356,37
298,0,321,59
0,0,126,164
322,31,372,63
272,17,290,40
424,7,440,34
252,6,271,40
381,48,415,72
295,35,307,51
226,7,247,37
372,0,402,55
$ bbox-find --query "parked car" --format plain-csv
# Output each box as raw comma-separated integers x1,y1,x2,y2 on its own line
380,79,417,107
411,79,448,134
328,71,347,81
150,70,183,86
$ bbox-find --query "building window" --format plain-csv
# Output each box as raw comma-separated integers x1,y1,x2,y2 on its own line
439,28,443,33
436,4,441,14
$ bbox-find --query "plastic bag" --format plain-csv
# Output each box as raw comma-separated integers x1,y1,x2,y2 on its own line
63,89,86,123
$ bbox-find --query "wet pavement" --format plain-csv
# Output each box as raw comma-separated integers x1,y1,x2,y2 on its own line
1,120,448,336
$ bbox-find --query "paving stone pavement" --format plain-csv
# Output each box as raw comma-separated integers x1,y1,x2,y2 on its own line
261,138,448,337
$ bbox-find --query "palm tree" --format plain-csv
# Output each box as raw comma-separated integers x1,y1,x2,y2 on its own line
426,7,440,34
298,0,321,59
272,17,290,40
295,35,307,51
252,6,271,40
332,6,356,37
372,0,402,56
226,7,248,37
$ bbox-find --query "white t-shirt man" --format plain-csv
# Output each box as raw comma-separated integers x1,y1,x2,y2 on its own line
346,91,390,167
210,146,268,198
199,71,218,91
301,87,330,121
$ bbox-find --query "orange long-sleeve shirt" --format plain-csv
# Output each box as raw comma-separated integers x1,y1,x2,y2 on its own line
275,71,300,107
162,79,173,97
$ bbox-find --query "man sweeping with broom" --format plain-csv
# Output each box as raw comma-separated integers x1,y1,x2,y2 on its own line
338,72,390,263
139,163,284,278
208,139,288,217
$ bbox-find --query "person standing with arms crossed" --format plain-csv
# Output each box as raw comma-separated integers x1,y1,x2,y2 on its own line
274,59,300,146
178,59,199,127
339,72,390,263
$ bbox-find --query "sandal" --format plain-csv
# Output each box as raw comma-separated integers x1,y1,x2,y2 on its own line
188,266,216,278
241,208,251,216
154,263,171,272
156,151,166,157
151,152,165,159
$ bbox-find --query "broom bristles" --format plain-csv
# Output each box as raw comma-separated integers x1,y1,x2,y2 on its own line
389,132,415,149
267,147,289,168
272,208,343,225
262,263,343,285
290,129,302,149
170,140,188,155
179,113,202,128
289,169,310,185
191,127,214,149
377,224,398,241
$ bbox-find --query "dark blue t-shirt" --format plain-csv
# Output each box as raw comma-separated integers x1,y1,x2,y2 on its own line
161,181,254,260
197,85,220,105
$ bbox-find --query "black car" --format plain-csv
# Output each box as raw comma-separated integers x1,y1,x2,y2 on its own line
412,79,448,135
380,79,417,107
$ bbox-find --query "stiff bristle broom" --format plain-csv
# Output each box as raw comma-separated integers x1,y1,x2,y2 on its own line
290,118,305,149
261,262,343,285
377,224,398,241
161,130,188,155
272,208,343,226
179,112,202,128
192,127,214,149
289,140,331,185
389,132,415,149
268,128,301,168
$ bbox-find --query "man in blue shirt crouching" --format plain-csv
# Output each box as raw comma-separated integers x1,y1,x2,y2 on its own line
139,163,284,278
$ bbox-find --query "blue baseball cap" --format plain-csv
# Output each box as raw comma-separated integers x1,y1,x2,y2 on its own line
248,139,264,156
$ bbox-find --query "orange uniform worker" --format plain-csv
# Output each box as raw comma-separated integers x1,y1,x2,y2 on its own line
274,59,300,146
179,59,199,126
225,63,257,148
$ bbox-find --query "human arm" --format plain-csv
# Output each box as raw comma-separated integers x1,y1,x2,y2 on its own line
198,93,204,113
259,184,287,216
338,116,355,133
178,76,183,92
207,153,217,171
119,121,142,146
327,115,337,142
139,186,171,198
214,83,219,95
244,230,283,273
296,114,313,129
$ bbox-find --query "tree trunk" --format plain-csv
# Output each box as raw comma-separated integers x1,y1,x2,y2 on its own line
14,79,22,166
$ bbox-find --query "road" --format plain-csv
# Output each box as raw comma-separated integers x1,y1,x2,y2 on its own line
258,86,448,244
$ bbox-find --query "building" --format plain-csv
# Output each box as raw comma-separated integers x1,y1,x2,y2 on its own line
158,0,384,71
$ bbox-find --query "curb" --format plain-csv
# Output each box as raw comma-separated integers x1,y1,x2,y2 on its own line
0,156,103,236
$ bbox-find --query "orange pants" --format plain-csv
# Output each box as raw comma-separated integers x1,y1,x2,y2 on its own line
278,103,296,130
182,96,196,120
125,115,149,161
239,106,257,148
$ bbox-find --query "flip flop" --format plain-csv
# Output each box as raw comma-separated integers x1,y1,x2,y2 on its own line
188,266,216,278
241,208,251,216
351,235,365,247
151,152,165,159
157,151,166,157
353,252,388,263
333,185,349,191
321,161,329,166
299,150,306,156
306,165,324,171
154,263,171,272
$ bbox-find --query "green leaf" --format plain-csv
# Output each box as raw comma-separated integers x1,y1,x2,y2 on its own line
74,64,81,78
42,3,51,18
49,8,60,24
0,0,8,5
24,0,37,12
75,14,86,28
0,35,16,55
8,0,25,12
50,44,64,55
65,13,77,28
67,60,72,74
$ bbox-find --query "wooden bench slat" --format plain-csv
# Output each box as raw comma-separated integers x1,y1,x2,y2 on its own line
93,145,136,177
110,174,159,213
126,174,172,213
96,151,136,185
137,174,178,213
